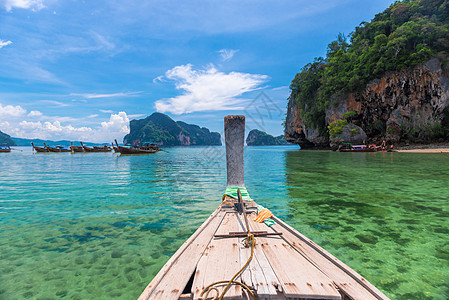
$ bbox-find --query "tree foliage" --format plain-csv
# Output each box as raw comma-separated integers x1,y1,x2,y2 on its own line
289,0,449,131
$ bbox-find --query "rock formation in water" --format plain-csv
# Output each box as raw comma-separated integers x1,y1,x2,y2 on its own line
285,58,449,148
284,0,449,148
0,130,16,146
246,129,289,146
123,112,221,146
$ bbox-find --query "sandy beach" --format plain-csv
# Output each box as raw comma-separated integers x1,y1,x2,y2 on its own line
396,144,449,153
396,148,449,153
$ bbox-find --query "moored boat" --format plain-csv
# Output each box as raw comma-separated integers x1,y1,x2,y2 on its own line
44,143,71,152
0,144,11,153
114,139,159,154
81,142,112,152
31,142,49,153
339,143,377,152
338,142,393,152
71,142,85,153
139,115,389,300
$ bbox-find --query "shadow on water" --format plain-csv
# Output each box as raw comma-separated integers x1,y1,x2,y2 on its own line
283,150,449,299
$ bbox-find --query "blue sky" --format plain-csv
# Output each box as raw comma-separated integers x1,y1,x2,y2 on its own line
0,0,394,142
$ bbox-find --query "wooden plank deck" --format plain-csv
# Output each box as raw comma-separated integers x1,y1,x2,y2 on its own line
139,209,226,300
139,198,389,300
192,212,242,299
249,215,341,299
236,213,281,299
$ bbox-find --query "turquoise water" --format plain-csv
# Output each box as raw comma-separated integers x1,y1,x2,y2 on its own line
0,146,448,299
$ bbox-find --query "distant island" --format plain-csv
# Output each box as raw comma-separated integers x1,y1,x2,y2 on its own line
0,130,16,146
246,129,290,146
123,112,221,146
285,0,449,148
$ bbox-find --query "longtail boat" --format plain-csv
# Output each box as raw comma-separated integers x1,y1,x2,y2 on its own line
112,142,118,153
139,115,389,300
44,143,71,152
114,139,160,154
31,142,49,153
71,142,85,153
338,142,393,152
80,141,112,152
0,144,11,153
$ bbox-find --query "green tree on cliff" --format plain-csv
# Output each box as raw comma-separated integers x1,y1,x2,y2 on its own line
289,0,449,132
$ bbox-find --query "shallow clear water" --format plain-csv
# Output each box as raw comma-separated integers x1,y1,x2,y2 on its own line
0,146,448,299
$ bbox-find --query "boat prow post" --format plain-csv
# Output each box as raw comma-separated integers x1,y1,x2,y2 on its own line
224,115,245,188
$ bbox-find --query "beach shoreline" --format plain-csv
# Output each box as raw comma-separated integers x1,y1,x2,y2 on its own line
395,143,449,153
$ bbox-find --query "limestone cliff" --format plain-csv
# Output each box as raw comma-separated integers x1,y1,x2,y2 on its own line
285,58,449,147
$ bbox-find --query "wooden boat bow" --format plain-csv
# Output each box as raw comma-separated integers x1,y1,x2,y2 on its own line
138,115,389,300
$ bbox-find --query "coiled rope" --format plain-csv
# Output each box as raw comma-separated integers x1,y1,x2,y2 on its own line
199,232,257,300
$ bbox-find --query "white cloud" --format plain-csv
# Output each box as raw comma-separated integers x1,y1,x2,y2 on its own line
218,49,238,61
0,40,12,48
16,120,93,139
128,114,146,119
2,0,45,12
100,112,129,133
3,112,130,143
0,104,27,117
0,100,130,142
100,109,113,113
153,75,165,83
27,110,43,117
154,64,268,114
71,92,142,99
39,100,70,107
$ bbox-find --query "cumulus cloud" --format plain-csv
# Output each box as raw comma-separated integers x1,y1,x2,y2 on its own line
27,110,43,117
0,40,12,48
2,0,45,12
218,49,238,61
0,108,130,143
0,104,27,117
100,112,129,133
154,64,268,114
15,120,93,140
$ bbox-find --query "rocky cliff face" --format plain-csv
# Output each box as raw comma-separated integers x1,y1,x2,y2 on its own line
284,93,328,148
285,58,449,147
123,112,221,146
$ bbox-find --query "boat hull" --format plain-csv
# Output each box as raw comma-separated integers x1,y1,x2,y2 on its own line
82,146,112,152
31,143,49,152
139,194,389,300
47,147,71,152
339,148,377,152
116,145,158,154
